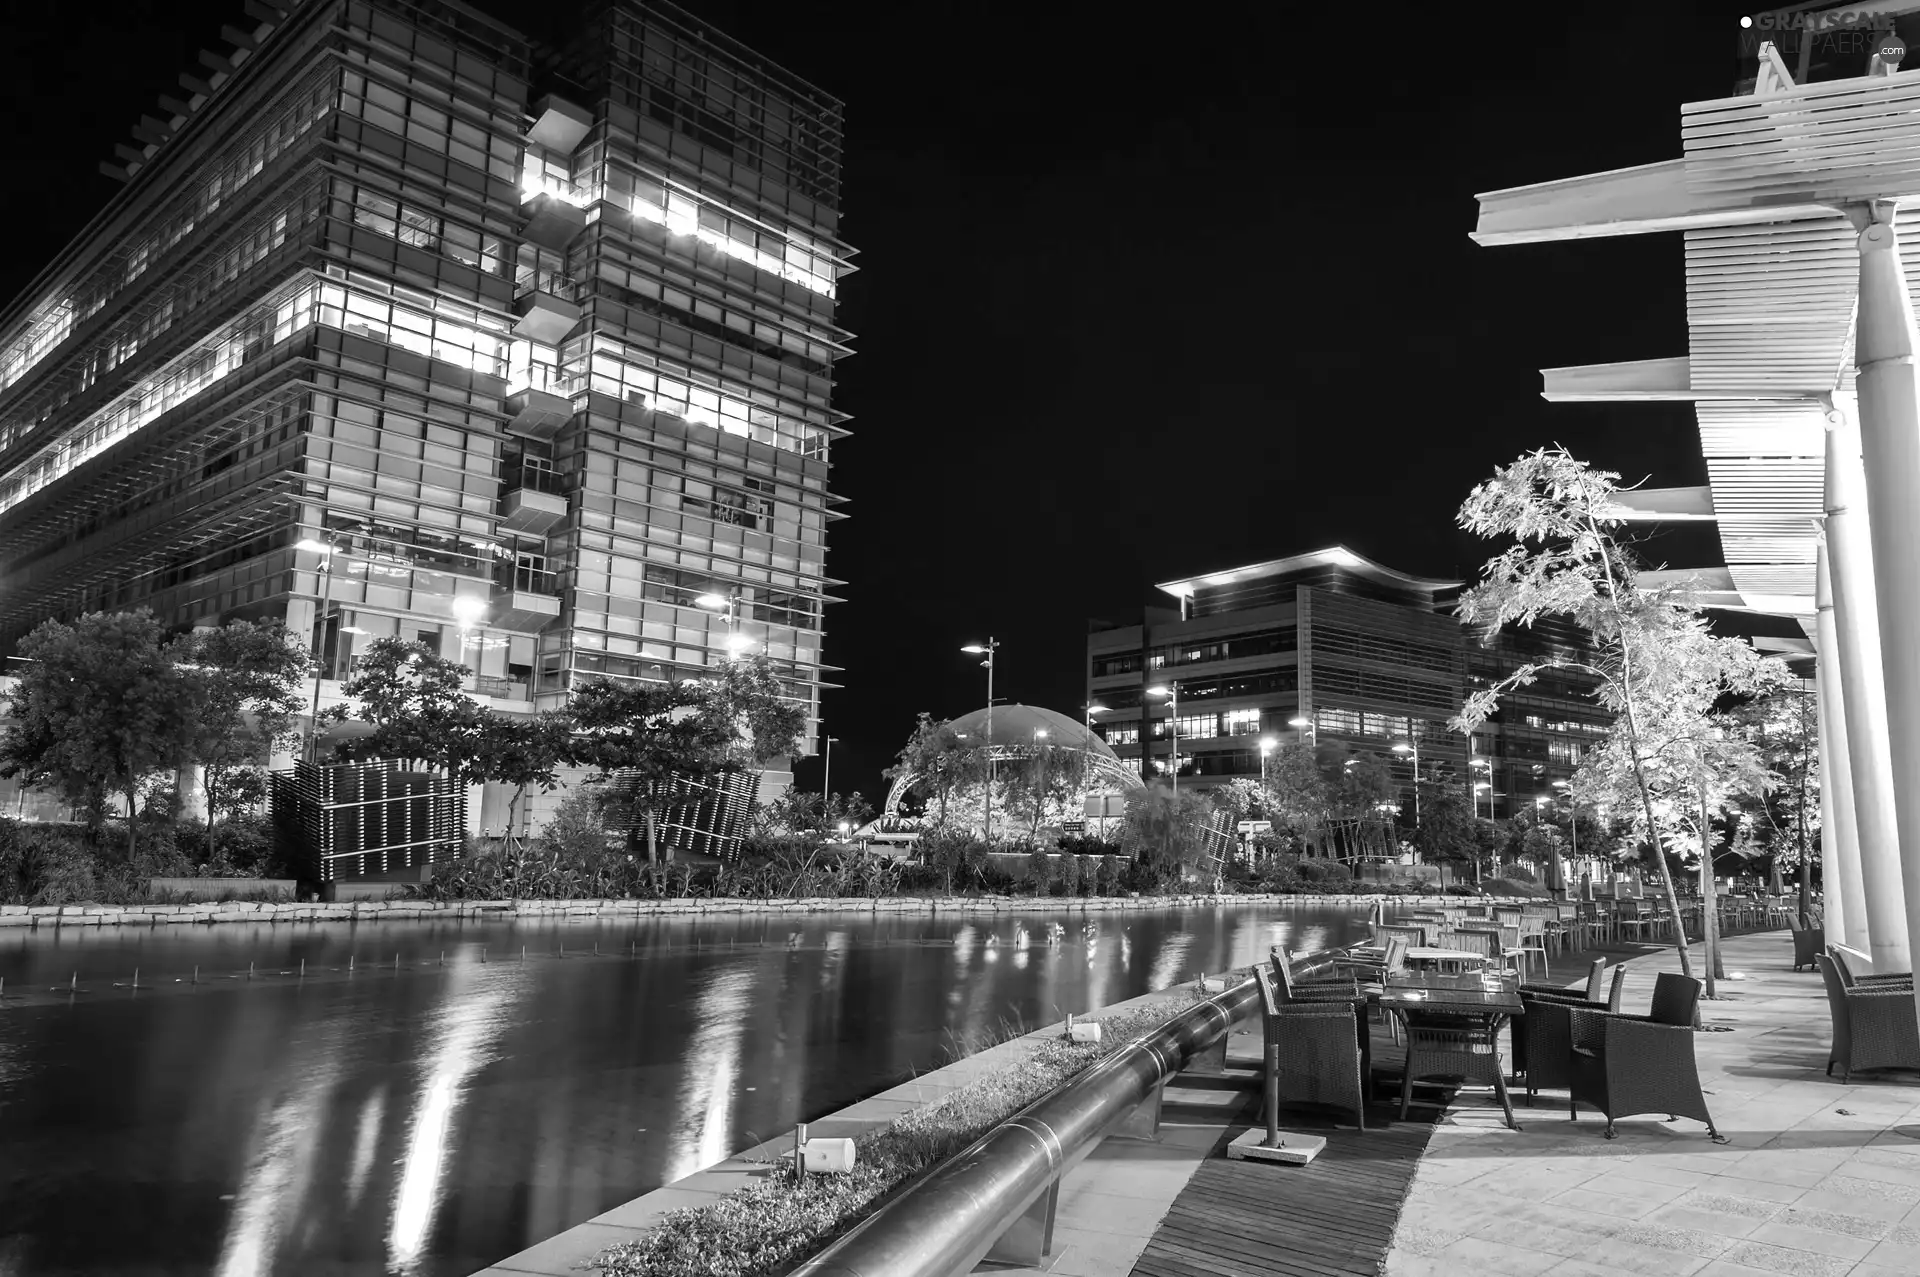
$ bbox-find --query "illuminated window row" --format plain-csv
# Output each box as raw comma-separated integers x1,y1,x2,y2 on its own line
0,277,512,516
0,68,333,408
344,183,512,277
338,67,520,185
583,335,830,457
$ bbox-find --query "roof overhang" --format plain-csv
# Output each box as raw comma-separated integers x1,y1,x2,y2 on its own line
1155,544,1460,600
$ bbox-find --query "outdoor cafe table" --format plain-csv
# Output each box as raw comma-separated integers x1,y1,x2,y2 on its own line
1347,944,1491,973
1371,971,1525,1112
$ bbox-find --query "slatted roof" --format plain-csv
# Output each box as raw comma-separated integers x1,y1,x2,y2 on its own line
1474,53,1920,619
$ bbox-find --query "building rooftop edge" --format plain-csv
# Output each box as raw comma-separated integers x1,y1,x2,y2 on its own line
1154,545,1463,599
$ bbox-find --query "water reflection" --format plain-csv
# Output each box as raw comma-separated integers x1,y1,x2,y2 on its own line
389,961,520,1273
0,902,1373,1277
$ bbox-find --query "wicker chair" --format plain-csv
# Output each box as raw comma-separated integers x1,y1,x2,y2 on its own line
1332,934,1409,985
1254,965,1367,1129
1786,914,1825,973
1455,924,1525,978
1269,948,1363,1003
1399,1007,1518,1130
1523,957,1605,1003
1817,954,1920,1082
1515,966,1626,1081
1828,946,1914,990
1568,972,1723,1142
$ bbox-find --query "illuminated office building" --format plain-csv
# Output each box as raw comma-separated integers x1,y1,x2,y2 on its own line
1087,547,1605,816
0,0,850,820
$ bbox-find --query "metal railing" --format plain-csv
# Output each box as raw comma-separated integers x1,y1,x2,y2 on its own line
791,974,1257,1277
504,462,562,495
497,562,559,596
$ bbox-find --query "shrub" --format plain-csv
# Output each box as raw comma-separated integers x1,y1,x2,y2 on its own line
1058,851,1084,897
1095,854,1121,896
1025,843,1053,894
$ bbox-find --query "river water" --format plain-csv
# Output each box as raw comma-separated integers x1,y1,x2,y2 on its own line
0,902,1375,1277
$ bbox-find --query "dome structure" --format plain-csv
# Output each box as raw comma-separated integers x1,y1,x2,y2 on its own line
881,703,1143,816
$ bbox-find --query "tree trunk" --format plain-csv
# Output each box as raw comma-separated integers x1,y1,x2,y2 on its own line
1698,764,1721,996
204,772,218,859
126,783,140,861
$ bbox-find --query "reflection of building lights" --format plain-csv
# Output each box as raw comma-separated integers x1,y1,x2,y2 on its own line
1147,934,1192,992
388,962,515,1274
660,966,756,1186
345,1089,386,1209
213,1027,348,1277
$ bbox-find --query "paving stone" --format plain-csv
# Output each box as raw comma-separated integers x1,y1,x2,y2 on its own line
1717,1239,1856,1276
1771,1205,1893,1240
1677,1191,1784,1221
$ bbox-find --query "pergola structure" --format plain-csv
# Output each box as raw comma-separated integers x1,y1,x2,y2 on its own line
1472,9,1920,997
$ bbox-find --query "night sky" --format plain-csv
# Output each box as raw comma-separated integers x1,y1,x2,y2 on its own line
2,1,1792,800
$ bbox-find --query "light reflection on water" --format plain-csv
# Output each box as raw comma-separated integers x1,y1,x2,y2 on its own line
0,902,1375,1276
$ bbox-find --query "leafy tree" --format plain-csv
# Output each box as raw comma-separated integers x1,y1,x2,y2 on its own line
1725,687,1819,920
329,637,487,775
1455,448,1787,983
1005,741,1089,835
754,788,875,837
1119,788,1221,881
0,611,196,858
174,620,310,853
1410,778,1481,874
884,712,985,826
566,677,733,864
700,655,808,767
472,710,577,837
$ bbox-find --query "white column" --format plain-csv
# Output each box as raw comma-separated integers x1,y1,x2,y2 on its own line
1823,410,1910,970
1814,563,1865,950
1850,202,1920,982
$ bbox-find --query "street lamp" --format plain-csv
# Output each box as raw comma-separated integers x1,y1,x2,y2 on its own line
1470,756,1493,820
822,734,839,803
295,533,346,764
1391,740,1421,826
1287,715,1314,744
1259,735,1278,782
1033,727,1049,833
695,592,755,658
450,593,490,686
1146,683,1179,795
962,639,1000,841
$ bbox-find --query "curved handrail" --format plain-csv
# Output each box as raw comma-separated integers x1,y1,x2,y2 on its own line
792,974,1259,1277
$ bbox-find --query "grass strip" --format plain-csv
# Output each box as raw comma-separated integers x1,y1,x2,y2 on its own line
592,986,1211,1277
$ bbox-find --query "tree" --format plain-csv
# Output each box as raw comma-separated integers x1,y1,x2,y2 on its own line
1455,448,1788,983
174,620,310,853
1410,778,1481,875
1725,688,1820,920
566,677,733,864
701,655,808,767
1006,741,1089,835
329,637,488,775
1119,788,1221,881
0,611,196,858
885,712,985,827
471,711,577,838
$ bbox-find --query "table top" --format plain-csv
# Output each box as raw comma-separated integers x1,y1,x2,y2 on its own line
1373,970,1524,1017
1350,943,1490,965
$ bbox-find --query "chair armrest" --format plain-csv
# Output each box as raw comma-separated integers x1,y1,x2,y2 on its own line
1855,972,1914,985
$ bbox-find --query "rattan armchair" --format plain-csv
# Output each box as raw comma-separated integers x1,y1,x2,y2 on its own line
1269,948,1363,1003
1828,946,1914,990
1786,914,1825,973
1817,954,1920,1082
1515,966,1626,1084
1399,1007,1518,1130
1522,957,1605,1003
1254,965,1367,1129
1568,972,1724,1141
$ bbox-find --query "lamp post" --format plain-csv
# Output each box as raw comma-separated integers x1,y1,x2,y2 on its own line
962,639,999,841
296,532,345,764
1287,714,1314,745
1033,727,1049,833
1259,735,1277,783
822,734,839,805
1147,683,1179,795
1552,779,1576,899
451,593,490,685
1391,740,1421,826
695,591,755,659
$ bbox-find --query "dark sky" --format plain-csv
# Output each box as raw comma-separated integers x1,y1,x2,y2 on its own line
2,0,1790,799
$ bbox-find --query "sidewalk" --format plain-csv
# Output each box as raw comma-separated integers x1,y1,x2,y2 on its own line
1386,932,1920,1277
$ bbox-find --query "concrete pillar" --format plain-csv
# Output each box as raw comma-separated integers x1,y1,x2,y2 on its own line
1850,203,1920,981
1823,410,1910,970
1814,566,1866,950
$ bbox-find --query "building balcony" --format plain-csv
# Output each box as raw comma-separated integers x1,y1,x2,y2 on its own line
489,564,561,632
527,94,593,153
503,375,581,440
512,275,582,344
520,191,587,252
468,674,531,703
497,464,566,534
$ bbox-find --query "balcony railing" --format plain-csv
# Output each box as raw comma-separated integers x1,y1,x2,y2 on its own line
498,562,559,596
504,364,588,399
515,269,581,303
504,462,562,496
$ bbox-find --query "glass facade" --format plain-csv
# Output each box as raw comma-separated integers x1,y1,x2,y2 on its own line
0,0,844,769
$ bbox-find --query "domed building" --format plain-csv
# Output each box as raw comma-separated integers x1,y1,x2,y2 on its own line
879,703,1144,836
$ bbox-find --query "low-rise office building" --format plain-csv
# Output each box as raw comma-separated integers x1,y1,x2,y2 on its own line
1086,546,1606,818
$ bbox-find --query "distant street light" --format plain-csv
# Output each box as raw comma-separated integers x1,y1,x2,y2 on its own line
1287,715,1315,745
696,592,754,658
823,734,839,804
962,639,1000,840
1392,740,1422,826
1259,735,1278,783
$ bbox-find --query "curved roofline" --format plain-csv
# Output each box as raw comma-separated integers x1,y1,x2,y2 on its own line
1156,545,1462,599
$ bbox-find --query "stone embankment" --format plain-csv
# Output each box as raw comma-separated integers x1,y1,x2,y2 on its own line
0,892,1522,929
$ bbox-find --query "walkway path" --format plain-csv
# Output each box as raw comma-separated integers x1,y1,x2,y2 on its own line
1385,932,1920,1277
